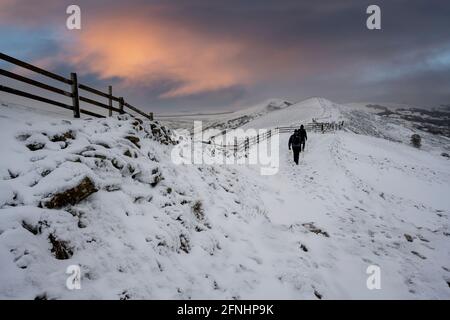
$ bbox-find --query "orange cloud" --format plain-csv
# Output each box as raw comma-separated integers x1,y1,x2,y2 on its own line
2,2,304,98
64,13,254,98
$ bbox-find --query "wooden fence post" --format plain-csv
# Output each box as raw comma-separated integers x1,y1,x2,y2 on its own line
108,85,113,117
245,137,249,156
233,136,238,157
70,73,80,118
148,112,154,121
119,97,124,114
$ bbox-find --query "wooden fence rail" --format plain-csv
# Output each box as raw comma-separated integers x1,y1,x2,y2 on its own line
209,121,343,157
0,52,154,120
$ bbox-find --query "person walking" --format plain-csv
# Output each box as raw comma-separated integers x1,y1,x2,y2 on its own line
288,129,302,165
299,124,307,152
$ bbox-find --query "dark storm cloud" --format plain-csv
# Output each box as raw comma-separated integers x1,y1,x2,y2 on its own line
1,0,449,111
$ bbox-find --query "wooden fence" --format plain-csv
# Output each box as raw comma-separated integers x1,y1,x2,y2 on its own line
278,122,343,133
0,52,153,120
209,121,343,156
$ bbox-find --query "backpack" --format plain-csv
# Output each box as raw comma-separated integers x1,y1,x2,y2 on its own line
291,134,302,147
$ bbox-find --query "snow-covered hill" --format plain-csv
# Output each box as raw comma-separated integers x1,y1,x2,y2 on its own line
240,97,342,130
339,102,450,156
158,97,342,132
157,98,293,131
0,97,449,299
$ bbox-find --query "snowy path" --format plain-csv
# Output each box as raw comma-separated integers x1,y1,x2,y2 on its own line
256,131,450,298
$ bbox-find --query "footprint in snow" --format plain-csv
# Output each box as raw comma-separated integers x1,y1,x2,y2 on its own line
411,251,427,260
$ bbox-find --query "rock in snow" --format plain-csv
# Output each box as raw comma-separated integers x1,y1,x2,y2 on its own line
44,177,97,209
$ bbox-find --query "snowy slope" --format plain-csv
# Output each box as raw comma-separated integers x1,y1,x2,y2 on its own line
174,97,343,133
0,100,321,299
263,132,450,298
344,102,419,113
338,102,450,157
240,97,343,130
0,97,449,299
157,98,293,131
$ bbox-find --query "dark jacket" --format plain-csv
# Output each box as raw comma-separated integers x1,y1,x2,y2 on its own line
299,128,307,142
289,133,302,149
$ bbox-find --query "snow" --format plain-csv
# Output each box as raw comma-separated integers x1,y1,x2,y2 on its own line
0,96,449,299
240,97,342,130
266,132,450,298
344,102,422,113
157,98,293,131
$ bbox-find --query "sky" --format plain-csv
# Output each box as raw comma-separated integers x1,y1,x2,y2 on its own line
1,0,450,113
